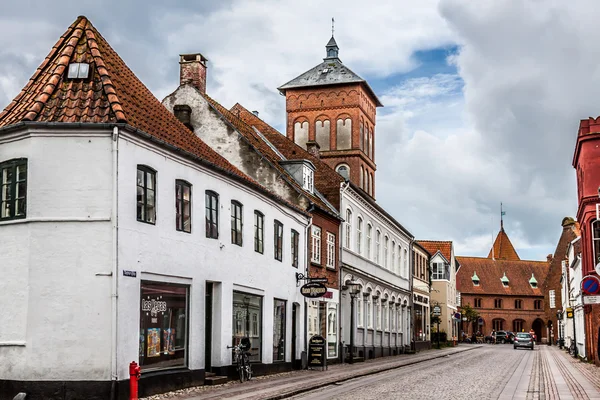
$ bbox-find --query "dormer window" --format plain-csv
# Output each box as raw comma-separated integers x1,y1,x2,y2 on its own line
501,272,509,287
67,62,90,79
471,271,480,286
302,164,314,193
529,273,538,288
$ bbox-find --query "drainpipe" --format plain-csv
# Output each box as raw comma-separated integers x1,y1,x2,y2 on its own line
110,126,120,400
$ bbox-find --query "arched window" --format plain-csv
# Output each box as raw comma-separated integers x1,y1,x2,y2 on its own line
336,118,352,150
345,209,352,249
365,169,370,194
492,319,504,331
513,319,525,333
360,166,364,188
375,230,381,264
369,131,374,159
384,236,389,268
391,241,396,272
364,126,369,152
315,119,330,150
366,224,372,259
357,217,363,254
359,121,364,150
336,164,350,180
593,220,600,266
294,120,309,149
205,190,219,238
369,173,373,196
403,249,408,276
230,200,243,246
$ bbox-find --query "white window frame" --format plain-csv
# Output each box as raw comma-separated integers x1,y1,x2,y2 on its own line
357,217,363,254
384,236,389,268
345,209,352,249
549,290,556,309
404,249,408,277
302,165,314,193
326,232,336,269
357,295,364,328
367,295,373,329
376,299,382,330
366,223,372,259
375,230,381,264
311,225,322,264
391,241,396,273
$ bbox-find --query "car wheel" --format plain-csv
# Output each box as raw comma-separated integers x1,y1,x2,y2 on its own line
514,346,517,349
502,339,506,344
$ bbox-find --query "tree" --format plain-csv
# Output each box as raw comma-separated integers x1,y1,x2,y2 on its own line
462,304,479,323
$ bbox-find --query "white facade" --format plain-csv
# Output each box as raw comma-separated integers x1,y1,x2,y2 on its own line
429,248,459,339
339,184,412,357
0,125,309,385
562,237,585,358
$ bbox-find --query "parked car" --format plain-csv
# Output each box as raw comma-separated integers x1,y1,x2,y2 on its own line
486,330,513,344
514,332,534,350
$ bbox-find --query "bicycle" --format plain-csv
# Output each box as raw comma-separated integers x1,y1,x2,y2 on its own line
228,337,253,382
569,342,578,357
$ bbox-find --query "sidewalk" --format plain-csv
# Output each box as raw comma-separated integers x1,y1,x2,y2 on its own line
553,346,600,395
142,345,479,400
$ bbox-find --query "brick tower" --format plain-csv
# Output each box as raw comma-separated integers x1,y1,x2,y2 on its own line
278,36,382,198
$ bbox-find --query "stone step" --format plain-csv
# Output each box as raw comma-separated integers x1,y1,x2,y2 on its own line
205,371,216,377
205,375,228,385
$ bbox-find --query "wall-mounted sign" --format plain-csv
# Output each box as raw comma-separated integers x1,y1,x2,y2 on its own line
584,296,600,305
308,277,328,283
581,275,600,295
432,305,441,316
478,317,484,325
123,270,137,278
300,282,327,298
566,307,574,319
308,335,327,370
453,312,461,320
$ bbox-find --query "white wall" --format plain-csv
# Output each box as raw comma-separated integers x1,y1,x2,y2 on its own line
115,131,309,379
0,129,114,381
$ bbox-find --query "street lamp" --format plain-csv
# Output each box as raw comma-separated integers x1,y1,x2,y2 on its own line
569,298,578,357
346,278,362,364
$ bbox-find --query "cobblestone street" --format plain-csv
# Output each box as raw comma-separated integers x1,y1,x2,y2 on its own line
145,345,600,400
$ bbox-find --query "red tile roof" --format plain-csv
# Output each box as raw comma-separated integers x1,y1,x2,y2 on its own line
0,16,256,187
230,103,345,209
456,256,549,296
417,240,452,262
487,228,520,261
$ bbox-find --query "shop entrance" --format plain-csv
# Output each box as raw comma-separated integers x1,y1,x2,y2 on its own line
205,282,213,371
292,303,298,368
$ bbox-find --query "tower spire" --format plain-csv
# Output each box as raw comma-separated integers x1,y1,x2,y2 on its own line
332,17,335,37
500,202,505,231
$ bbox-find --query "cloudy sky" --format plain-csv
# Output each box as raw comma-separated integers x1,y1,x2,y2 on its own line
1,0,594,260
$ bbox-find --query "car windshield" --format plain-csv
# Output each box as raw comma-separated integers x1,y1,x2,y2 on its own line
516,333,531,338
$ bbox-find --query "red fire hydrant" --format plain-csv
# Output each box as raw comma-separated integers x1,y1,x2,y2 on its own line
129,361,141,400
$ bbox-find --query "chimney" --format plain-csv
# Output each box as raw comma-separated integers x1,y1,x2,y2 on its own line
547,254,553,263
306,140,320,158
252,110,259,117
174,104,193,132
179,53,208,94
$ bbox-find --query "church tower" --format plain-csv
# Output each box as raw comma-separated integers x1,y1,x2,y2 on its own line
278,35,382,198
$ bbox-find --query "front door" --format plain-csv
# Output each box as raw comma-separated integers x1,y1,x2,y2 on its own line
292,304,298,368
205,282,213,371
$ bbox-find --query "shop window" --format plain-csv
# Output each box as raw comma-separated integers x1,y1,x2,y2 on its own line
327,304,338,357
205,190,219,238
273,299,286,362
291,229,299,268
0,158,27,221
307,301,337,358
175,180,191,233
231,200,243,246
254,211,264,254
137,165,156,224
311,225,322,264
274,220,283,261
232,292,262,362
139,282,188,370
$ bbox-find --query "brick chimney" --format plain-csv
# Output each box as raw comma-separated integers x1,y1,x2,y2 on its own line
306,140,320,159
179,53,208,94
547,254,553,262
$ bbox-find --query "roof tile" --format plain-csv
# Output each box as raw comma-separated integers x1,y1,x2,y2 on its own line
417,240,452,261
487,228,520,261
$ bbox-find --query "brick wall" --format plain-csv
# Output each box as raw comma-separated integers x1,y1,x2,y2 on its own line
309,210,341,290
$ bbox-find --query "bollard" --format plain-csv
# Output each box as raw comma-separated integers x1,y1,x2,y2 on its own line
129,361,141,400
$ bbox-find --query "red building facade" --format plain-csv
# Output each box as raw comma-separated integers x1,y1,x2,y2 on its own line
573,117,600,365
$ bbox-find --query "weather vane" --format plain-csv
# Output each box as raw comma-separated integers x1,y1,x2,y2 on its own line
332,17,335,37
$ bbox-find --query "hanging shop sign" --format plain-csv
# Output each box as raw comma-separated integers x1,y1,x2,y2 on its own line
308,335,327,370
300,282,327,298
581,275,600,295
566,307,574,319
432,305,441,316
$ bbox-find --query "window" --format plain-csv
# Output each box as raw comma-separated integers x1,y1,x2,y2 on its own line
534,300,542,310
291,230,300,268
254,211,264,254
175,180,191,233
492,319,504,331
593,220,600,266
549,290,556,309
273,299,286,362
137,166,156,224
384,236,389,268
392,242,396,272
336,164,350,180
376,299,382,330
140,281,188,370
432,262,447,280
515,299,522,309
1,159,27,220
404,249,408,277
302,165,314,193
360,166,364,188
494,299,503,308
233,292,262,362
369,174,373,196
345,209,352,249
67,62,90,79
230,201,243,246
474,298,482,308
513,320,524,333
375,230,381,264
357,217,363,254
366,224,372,259
311,225,322,264
205,190,219,238
383,302,388,331
327,304,338,357
357,295,363,327
367,296,373,329
274,220,283,262
326,232,336,269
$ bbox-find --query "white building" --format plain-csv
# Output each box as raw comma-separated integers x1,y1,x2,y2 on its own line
562,237,585,358
340,183,413,359
0,16,309,399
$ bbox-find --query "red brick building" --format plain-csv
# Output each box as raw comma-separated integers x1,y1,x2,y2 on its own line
573,117,600,365
457,225,550,342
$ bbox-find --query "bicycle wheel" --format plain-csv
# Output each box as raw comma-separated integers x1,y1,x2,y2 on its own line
245,354,252,381
238,355,245,383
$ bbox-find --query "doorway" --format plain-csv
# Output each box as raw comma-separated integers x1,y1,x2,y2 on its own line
532,319,543,343
205,282,213,372
292,303,298,368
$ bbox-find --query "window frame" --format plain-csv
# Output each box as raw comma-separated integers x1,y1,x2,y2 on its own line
383,235,389,268
230,200,243,246
345,209,352,249
494,298,503,309
137,165,156,225
474,298,482,308
175,180,192,233
592,219,600,266
357,217,363,254
205,190,219,239
291,229,300,268
515,299,522,309
326,231,336,269
375,230,381,264
534,299,542,310
274,220,283,262
366,223,372,259
311,225,322,264
254,211,264,254
0,158,27,221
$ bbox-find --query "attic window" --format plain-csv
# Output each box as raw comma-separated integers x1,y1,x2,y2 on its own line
67,63,90,79
529,273,538,288
501,272,509,287
302,165,314,193
322,68,329,74
471,271,480,286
